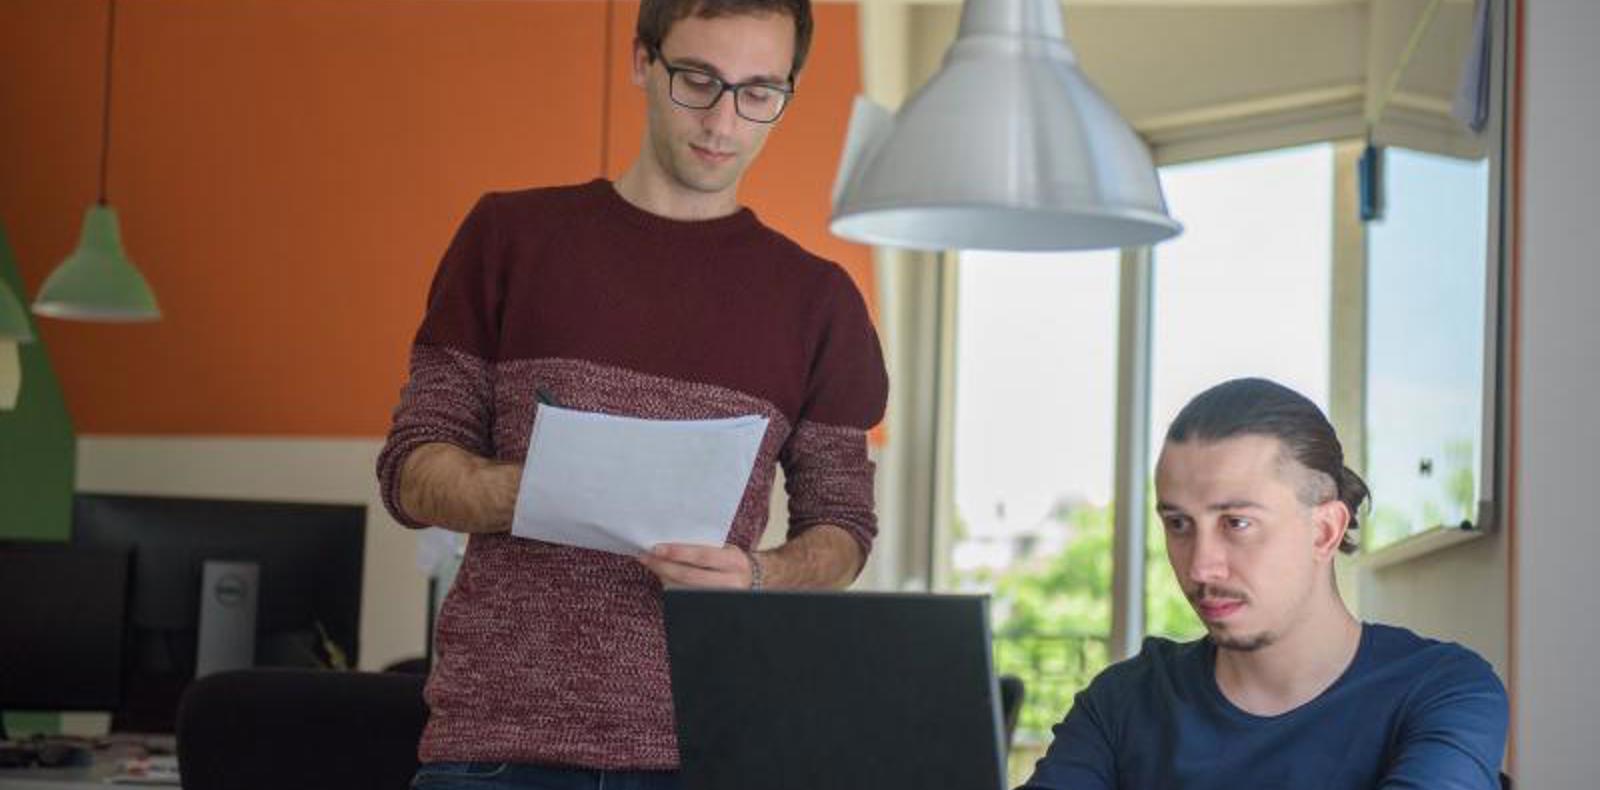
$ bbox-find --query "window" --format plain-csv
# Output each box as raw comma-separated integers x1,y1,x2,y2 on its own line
941,145,1340,780
1146,143,1336,639
944,249,1120,770
1364,148,1491,550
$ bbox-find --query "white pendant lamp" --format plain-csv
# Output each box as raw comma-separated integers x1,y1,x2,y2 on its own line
831,0,1182,252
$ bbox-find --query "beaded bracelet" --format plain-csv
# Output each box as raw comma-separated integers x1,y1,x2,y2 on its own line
745,548,765,591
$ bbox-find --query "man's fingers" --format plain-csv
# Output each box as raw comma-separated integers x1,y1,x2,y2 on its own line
649,543,741,570
639,544,754,590
640,555,741,589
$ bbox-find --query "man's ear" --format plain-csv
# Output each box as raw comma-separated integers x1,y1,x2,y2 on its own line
631,39,652,88
1311,498,1350,562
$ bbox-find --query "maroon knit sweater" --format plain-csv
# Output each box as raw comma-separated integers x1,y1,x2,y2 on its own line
376,180,888,770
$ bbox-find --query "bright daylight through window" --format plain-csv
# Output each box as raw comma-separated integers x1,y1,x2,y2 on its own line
947,144,1335,774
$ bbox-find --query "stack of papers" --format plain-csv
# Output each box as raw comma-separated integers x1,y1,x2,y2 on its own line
511,405,769,556
107,755,180,785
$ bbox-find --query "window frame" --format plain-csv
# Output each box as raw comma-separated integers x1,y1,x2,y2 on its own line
881,0,1515,663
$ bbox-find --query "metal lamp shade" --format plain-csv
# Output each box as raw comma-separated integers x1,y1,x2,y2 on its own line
831,0,1181,252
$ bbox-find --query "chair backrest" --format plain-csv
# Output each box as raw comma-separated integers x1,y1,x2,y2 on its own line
998,674,1025,753
176,668,427,790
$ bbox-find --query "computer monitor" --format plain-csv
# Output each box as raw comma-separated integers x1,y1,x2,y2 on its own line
663,590,1008,790
72,494,365,733
0,541,131,729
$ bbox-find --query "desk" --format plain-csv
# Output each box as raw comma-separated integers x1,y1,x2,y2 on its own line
0,742,178,789
0,764,115,790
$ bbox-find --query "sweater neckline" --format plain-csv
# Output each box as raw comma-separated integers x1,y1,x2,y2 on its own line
587,179,759,241
1199,622,1372,724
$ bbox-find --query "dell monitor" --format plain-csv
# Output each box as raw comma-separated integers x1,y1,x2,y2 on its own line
72,493,364,733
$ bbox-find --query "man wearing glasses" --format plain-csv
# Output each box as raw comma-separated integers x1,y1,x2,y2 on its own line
378,0,887,787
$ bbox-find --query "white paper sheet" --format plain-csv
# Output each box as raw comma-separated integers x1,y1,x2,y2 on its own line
510,404,769,556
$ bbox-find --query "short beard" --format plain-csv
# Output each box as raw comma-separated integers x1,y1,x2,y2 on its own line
1211,629,1278,652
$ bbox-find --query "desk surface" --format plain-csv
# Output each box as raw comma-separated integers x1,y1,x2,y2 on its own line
0,741,178,789
0,766,111,790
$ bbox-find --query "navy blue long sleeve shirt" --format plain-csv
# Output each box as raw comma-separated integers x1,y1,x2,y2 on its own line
1021,623,1508,790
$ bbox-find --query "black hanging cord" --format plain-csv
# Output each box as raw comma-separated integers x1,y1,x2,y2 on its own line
98,0,119,205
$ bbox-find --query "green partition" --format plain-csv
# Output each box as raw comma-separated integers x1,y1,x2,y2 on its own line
0,224,77,737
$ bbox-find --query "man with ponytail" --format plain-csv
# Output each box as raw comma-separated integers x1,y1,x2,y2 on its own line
1022,378,1507,789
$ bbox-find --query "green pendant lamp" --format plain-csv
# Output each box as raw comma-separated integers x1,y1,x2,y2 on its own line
34,205,159,321
33,0,160,323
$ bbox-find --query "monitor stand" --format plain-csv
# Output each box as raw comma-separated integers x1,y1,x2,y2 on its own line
195,560,260,678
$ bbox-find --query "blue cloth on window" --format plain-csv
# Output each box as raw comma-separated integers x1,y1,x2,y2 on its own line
1020,623,1507,790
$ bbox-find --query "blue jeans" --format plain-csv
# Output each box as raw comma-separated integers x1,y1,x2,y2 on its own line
410,762,681,790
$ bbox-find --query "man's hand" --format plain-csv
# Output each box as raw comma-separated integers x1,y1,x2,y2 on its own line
640,526,863,590
639,544,754,589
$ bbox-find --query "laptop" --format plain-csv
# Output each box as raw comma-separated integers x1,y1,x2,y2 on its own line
663,590,1008,790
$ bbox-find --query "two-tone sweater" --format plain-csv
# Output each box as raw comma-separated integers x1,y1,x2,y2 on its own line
376,179,889,770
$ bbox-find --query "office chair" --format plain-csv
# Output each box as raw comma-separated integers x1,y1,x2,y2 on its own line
176,668,427,790
999,674,1026,753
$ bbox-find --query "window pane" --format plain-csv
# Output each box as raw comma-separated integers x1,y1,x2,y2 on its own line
1364,148,1490,549
1148,143,1336,641
947,249,1119,776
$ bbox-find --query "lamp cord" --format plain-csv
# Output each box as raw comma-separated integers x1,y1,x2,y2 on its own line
98,0,119,206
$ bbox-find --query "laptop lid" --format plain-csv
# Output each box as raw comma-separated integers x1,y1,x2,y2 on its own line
663,590,1007,790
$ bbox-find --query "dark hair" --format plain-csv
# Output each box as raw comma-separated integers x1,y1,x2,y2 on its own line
1165,378,1369,554
636,0,814,82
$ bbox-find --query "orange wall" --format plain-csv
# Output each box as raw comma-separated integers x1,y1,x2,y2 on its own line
0,0,871,436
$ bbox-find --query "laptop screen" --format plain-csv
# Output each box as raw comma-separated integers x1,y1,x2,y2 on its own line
663,590,1007,790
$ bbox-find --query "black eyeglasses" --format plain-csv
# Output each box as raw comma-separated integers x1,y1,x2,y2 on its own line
649,46,794,124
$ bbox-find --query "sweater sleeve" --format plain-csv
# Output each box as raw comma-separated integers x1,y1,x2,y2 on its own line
376,194,505,528
779,267,889,555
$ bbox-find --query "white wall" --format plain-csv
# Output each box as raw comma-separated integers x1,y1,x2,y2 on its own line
1353,1,1600,781
1357,533,1510,675
1514,0,1600,783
